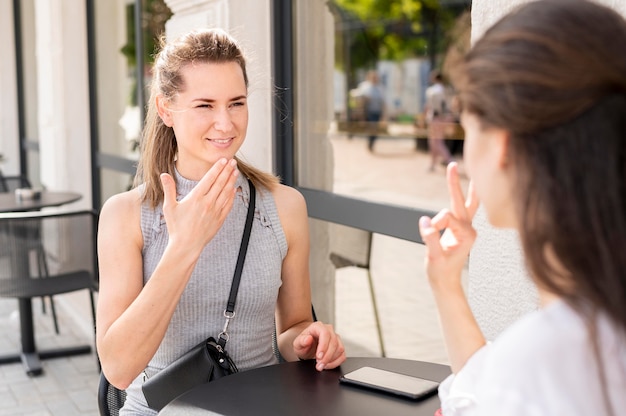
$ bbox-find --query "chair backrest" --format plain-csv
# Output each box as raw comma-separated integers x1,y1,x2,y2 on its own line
0,209,99,298
98,372,127,416
329,223,372,269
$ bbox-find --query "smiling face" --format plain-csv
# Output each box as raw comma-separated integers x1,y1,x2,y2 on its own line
157,61,248,180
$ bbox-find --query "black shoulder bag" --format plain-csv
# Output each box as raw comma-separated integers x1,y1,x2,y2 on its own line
142,180,256,411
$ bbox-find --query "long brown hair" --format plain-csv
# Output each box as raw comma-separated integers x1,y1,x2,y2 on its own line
451,0,626,412
134,28,279,207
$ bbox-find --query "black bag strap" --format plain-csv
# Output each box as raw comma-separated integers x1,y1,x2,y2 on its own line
217,178,255,348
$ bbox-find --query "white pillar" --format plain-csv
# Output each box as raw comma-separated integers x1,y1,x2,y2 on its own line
0,1,20,175
34,0,91,208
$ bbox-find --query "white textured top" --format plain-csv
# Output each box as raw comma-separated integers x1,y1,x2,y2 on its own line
439,299,626,416
121,172,288,415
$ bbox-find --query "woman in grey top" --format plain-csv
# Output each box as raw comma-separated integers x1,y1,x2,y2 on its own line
96,28,346,414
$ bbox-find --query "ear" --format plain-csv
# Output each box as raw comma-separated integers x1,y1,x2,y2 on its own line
492,128,510,169
155,94,173,127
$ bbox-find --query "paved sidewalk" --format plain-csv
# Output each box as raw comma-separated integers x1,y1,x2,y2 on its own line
0,295,100,416
0,134,465,414
331,133,468,365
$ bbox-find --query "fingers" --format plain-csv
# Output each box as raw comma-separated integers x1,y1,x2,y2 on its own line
465,181,480,219
294,323,346,371
447,162,467,221
447,162,480,223
188,158,238,202
322,333,346,369
176,159,239,223
419,216,443,258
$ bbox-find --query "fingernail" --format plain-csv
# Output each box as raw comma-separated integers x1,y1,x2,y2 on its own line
230,159,237,167
220,158,227,165
419,216,431,228
316,362,325,371
317,351,324,359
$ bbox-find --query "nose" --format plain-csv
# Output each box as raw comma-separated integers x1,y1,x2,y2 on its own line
213,107,234,132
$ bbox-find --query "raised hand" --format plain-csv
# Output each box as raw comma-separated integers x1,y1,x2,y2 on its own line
418,162,479,289
160,159,239,255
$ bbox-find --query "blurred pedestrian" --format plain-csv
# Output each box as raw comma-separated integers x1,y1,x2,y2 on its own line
358,70,386,151
424,70,453,171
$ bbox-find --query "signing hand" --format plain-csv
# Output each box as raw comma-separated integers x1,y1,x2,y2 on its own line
160,158,239,255
419,162,479,288
293,321,346,371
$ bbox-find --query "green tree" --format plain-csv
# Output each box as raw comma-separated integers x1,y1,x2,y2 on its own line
120,0,172,106
330,0,470,85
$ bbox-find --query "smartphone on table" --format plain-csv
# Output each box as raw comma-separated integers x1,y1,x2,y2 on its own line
339,366,440,401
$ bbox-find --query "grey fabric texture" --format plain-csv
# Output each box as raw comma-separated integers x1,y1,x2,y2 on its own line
121,172,287,415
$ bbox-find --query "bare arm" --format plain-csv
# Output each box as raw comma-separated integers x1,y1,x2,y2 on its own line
273,185,346,371
96,159,239,389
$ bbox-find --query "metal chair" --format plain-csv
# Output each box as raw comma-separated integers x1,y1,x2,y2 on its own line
0,171,60,332
0,209,99,375
0,170,31,193
329,223,385,357
98,372,127,416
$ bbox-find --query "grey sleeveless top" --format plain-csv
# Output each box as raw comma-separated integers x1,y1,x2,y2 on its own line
121,172,287,415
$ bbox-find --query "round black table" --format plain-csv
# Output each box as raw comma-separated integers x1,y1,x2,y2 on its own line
0,191,82,213
159,357,450,416
0,190,86,376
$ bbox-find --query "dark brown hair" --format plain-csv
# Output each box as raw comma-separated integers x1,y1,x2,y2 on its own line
451,0,626,412
134,28,278,207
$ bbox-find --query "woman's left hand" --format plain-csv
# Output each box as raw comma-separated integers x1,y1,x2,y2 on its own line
293,321,346,371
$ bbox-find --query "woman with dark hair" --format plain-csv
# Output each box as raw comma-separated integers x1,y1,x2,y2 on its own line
418,0,626,414
96,28,345,414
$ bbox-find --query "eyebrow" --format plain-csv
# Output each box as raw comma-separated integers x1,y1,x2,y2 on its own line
191,95,247,103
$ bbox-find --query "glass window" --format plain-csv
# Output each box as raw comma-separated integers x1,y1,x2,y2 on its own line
93,0,171,205
296,0,471,212
293,0,472,360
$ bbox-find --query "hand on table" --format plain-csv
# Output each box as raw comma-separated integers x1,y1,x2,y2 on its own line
293,321,346,371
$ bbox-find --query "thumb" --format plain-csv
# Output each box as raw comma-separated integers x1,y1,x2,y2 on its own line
298,333,314,349
294,332,315,358
160,173,177,208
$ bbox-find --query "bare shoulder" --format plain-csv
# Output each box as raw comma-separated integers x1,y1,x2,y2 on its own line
270,184,309,244
98,188,143,247
271,184,308,220
100,188,142,222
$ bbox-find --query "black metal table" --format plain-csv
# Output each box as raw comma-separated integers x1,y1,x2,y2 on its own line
160,357,450,416
0,191,87,376
0,191,81,213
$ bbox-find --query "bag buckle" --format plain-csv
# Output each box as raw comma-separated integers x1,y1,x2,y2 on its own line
218,310,235,346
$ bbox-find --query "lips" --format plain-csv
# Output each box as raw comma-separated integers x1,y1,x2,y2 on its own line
207,137,235,149
210,138,232,144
